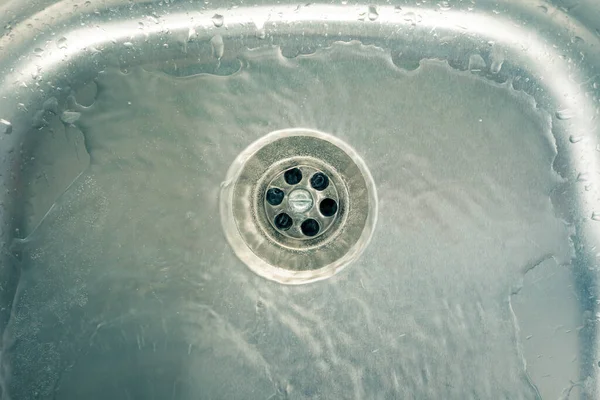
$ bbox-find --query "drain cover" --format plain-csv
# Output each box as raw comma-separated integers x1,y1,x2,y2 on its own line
220,128,377,284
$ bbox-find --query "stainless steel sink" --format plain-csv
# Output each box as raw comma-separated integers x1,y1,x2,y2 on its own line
1,0,600,398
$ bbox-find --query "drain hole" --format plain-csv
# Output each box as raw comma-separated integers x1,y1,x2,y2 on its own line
274,213,293,230
310,172,329,191
320,198,338,217
284,168,303,185
301,218,320,237
266,188,285,206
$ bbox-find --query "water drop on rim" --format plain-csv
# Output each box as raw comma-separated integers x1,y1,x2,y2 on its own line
210,34,224,60
577,172,590,181
212,14,224,27
569,135,583,143
571,36,584,45
556,108,575,120
490,59,504,74
592,212,600,221
403,12,420,25
368,5,379,21
468,54,486,72
0,119,12,135
187,27,197,42
438,1,451,11
57,37,68,49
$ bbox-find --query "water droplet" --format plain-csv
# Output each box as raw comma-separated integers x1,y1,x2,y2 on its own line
0,119,12,135
571,36,584,45
556,108,575,120
403,12,421,25
33,47,44,56
210,34,224,60
368,5,379,21
57,37,68,49
538,5,548,13
592,211,600,221
394,5,402,12
256,29,266,39
468,54,486,72
212,14,224,27
569,135,583,143
187,27,196,41
577,172,590,181
438,1,451,11
490,58,504,74
60,111,81,125
585,184,593,191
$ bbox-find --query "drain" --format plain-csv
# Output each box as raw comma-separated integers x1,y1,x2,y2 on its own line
263,164,341,240
220,128,377,285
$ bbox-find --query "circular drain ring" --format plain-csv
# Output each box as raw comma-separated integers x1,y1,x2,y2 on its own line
220,128,377,285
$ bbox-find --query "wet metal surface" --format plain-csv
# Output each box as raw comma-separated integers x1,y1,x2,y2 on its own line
0,0,600,399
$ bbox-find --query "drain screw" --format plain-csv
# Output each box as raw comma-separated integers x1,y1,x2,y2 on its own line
288,189,314,213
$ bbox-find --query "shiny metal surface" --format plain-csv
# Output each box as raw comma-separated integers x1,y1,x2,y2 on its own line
0,0,599,398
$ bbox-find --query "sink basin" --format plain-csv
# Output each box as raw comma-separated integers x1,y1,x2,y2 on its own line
1,0,600,398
